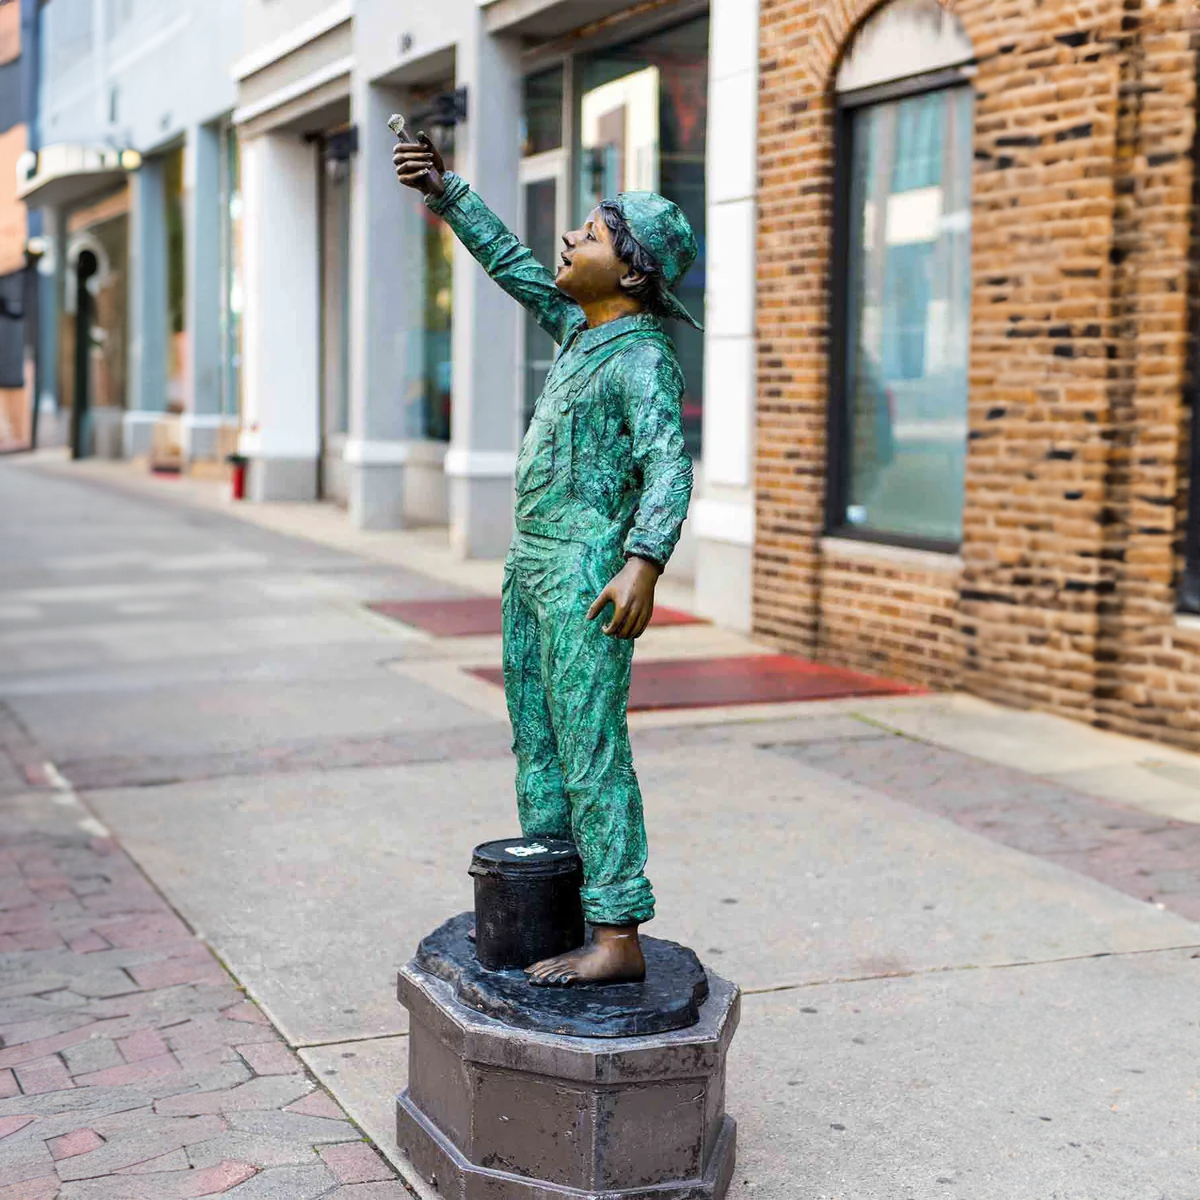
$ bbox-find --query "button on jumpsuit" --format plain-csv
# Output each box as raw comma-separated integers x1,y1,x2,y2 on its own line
427,174,694,927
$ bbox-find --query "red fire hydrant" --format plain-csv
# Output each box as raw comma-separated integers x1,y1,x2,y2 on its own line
227,455,248,501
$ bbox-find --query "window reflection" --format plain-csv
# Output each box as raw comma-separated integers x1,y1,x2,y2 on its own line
842,86,972,545
522,68,564,157
523,178,559,430
165,148,187,414
574,16,709,457
219,127,242,421
413,118,455,442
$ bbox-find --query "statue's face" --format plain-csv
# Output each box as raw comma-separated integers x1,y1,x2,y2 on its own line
555,208,633,306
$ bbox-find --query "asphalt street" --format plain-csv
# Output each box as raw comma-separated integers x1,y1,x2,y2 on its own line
1,458,1198,1200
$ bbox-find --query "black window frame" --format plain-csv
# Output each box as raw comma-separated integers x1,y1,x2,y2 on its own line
1181,121,1200,615
825,66,975,557
1181,372,1200,613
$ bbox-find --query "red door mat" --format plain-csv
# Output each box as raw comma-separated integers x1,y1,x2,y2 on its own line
469,654,923,712
367,597,708,638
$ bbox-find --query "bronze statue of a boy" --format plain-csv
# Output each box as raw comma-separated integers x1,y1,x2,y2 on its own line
394,131,697,987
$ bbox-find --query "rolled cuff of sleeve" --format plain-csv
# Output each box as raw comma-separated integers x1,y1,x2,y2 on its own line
425,171,469,215
623,530,676,570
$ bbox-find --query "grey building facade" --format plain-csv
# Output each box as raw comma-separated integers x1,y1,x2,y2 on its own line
23,0,241,460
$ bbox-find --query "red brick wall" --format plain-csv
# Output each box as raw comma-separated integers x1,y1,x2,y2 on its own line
755,0,1200,747
818,543,964,688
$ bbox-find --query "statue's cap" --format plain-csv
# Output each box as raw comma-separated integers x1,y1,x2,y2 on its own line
612,191,702,330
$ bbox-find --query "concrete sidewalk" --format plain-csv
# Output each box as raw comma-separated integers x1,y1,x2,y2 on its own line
29,449,1200,825
2,457,1199,1199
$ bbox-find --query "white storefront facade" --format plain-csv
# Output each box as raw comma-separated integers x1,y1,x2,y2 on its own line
235,0,759,627
31,0,760,630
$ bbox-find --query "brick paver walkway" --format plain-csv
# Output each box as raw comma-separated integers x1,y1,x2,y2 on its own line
0,716,411,1199
780,734,1200,922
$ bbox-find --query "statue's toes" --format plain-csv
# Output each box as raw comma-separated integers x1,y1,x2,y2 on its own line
529,971,571,988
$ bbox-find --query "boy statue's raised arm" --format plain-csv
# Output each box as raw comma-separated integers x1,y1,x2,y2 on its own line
391,118,579,346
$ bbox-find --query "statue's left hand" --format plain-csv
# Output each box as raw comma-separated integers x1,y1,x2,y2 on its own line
587,557,661,639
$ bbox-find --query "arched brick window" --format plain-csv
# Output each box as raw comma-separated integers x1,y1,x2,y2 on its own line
827,0,975,551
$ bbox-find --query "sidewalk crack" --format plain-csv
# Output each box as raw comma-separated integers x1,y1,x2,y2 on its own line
741,942,1200,996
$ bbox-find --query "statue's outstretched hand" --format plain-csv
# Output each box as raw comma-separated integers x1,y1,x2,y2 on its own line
587,557,661,640
393,132,446,198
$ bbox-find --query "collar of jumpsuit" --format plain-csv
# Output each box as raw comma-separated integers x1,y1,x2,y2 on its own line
563,310,663,355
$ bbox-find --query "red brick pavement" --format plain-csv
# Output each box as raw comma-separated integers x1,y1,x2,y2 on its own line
472,653,923,712
0,769,410,1198
781,735,1200,923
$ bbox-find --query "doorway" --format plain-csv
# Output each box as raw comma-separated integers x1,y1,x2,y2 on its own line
70,250,98,459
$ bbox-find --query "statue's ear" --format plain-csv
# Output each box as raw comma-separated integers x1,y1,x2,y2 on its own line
618,267,647,294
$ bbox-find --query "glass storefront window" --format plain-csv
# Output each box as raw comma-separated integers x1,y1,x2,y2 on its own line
574,16,709,455
219,126,243,421
164,148,187,413
522,176,559,429
522,68,564,156
321,144,352,440
839,85,972,546
417,120,455,441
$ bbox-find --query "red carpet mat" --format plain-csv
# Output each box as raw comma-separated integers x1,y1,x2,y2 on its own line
469,654,922,712
368,596,707,638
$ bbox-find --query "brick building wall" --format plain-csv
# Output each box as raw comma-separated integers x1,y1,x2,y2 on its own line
755,0,1200,749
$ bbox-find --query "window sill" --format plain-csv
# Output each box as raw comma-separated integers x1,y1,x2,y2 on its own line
820,535,963,573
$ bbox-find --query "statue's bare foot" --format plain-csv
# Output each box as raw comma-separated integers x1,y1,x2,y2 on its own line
526,924,644,987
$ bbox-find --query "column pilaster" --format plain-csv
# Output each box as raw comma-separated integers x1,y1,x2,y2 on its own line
238,133,321,501
183,122,229,461
125,157,168,458
445,12,522,558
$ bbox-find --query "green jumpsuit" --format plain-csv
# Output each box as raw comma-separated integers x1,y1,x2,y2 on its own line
427,173,694,927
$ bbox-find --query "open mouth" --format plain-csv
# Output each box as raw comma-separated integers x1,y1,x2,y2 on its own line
559,253,571,269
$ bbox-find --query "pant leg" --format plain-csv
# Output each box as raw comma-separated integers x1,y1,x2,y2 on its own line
533,538,655,927
502,548,571,841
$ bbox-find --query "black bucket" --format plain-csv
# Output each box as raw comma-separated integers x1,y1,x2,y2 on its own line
469,838,584,971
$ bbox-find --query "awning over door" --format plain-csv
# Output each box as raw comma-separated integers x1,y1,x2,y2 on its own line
17,144,140,210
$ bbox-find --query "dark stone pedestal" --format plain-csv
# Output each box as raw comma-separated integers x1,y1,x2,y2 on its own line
416,912,709,1038
395,932,740,1199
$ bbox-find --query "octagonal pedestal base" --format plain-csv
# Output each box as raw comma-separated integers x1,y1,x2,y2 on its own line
395,957,740,1199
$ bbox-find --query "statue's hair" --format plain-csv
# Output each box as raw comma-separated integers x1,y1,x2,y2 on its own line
597,200,670,317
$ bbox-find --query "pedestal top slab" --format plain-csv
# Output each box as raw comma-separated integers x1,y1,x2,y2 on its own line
413,912,710,1038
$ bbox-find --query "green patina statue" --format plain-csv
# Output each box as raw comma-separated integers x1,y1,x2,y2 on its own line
393,127,697,988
